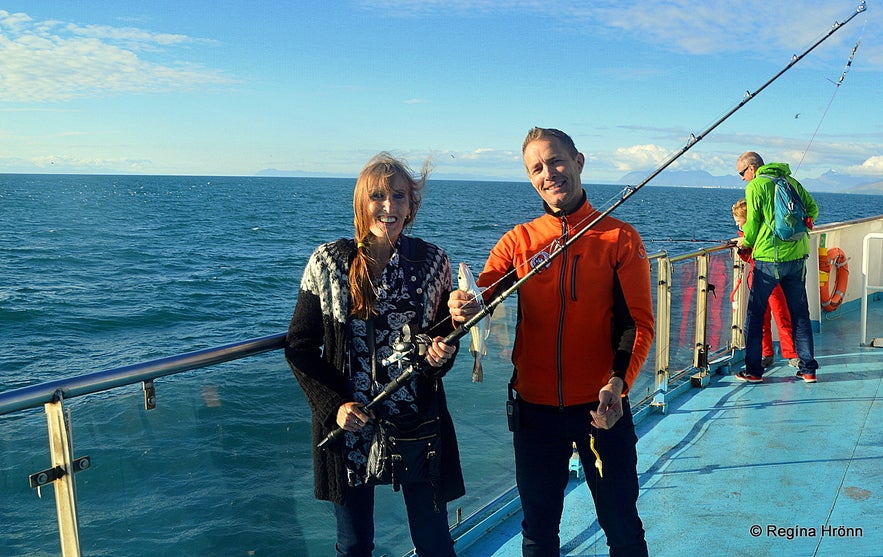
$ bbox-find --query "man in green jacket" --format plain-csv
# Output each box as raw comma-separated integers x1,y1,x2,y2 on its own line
735,151,820,383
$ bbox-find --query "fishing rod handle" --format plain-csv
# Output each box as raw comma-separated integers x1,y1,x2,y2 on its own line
317,427,344,449
320,316,468,448
316,364,423,448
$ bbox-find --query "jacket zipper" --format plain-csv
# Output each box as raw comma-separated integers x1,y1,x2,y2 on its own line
557,216,569,409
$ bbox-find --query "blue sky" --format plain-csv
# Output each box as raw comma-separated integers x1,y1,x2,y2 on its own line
1,1,881,184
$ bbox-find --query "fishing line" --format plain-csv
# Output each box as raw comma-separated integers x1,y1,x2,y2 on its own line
795,37,864,172
643,237,734,245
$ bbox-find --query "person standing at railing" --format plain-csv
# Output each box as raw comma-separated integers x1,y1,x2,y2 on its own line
285,153,464,557
732,198,799,369
735,152,820,383
450,127,654,557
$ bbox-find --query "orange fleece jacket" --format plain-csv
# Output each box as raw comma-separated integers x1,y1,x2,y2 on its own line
479,197,655,406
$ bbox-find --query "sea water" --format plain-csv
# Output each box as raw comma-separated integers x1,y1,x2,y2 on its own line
1,174,881,556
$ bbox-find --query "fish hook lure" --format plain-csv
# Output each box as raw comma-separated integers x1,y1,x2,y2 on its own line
317,0,868,449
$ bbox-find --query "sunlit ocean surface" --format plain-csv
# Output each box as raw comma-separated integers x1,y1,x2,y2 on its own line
1,174,881,556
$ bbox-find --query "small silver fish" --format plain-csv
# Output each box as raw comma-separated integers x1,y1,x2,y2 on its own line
457,262,490,382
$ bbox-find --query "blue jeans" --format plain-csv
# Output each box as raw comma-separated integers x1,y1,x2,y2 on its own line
514,398,648,557
333,481,455,557
744,258,819,376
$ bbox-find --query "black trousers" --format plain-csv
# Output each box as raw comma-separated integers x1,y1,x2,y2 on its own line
333,481,454,557
514,397,648,557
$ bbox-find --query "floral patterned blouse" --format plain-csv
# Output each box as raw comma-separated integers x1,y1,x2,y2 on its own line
342,247,426,486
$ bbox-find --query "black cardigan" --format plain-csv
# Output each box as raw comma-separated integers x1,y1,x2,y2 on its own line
285,235,465,504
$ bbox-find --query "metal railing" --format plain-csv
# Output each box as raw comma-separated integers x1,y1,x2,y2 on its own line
0,334,286,416
1,333,287,557
635,244,741,418
0,249,738,557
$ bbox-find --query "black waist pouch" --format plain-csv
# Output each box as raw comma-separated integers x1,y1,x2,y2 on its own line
365,416,441,491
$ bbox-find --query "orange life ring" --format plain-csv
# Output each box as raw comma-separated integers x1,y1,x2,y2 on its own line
819,247,849,312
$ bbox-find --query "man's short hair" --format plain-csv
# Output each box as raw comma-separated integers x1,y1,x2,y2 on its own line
523,127,579,157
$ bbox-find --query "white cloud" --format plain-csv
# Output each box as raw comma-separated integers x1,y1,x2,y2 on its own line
0,10,32,29
26,153,152,172
612,144,673,172
455,147,519,162
65,23,206,49
355,0,549,17
0,10,233,102
574,1,875,60
847,155,883,176
360,1,879,63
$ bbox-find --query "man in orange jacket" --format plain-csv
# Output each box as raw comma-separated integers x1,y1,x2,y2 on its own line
450,127,653,556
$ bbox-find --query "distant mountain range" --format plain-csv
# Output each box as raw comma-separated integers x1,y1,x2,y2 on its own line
256,167,883,194
618,169,883,194
255,168,350,178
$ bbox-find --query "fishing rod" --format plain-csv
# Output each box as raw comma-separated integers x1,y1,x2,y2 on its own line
317,0,867,449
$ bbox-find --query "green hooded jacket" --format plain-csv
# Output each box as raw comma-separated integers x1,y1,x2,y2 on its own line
742,162,819,262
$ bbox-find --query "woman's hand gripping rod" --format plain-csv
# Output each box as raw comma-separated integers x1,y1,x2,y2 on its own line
317,325,437,449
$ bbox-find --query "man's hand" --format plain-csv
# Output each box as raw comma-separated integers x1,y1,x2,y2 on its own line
591,377,624,430
448,289,480,323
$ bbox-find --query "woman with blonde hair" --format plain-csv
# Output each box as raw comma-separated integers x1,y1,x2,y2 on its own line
286,152,464,556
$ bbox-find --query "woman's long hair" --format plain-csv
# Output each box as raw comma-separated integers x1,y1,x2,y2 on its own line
349,152,429,318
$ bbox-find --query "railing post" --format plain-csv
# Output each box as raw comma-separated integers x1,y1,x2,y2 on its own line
693,254,709,371
653,256,671,410
861,233,883,346
45,392,82,557
731,249,747,353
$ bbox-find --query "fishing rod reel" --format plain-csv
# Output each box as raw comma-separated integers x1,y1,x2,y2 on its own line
380,324,432,371
318,325,436,449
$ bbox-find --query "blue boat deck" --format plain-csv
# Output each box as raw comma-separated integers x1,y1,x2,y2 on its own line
455,300,883,557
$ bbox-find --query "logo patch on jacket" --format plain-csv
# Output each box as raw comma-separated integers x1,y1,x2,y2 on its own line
529,250,553,272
